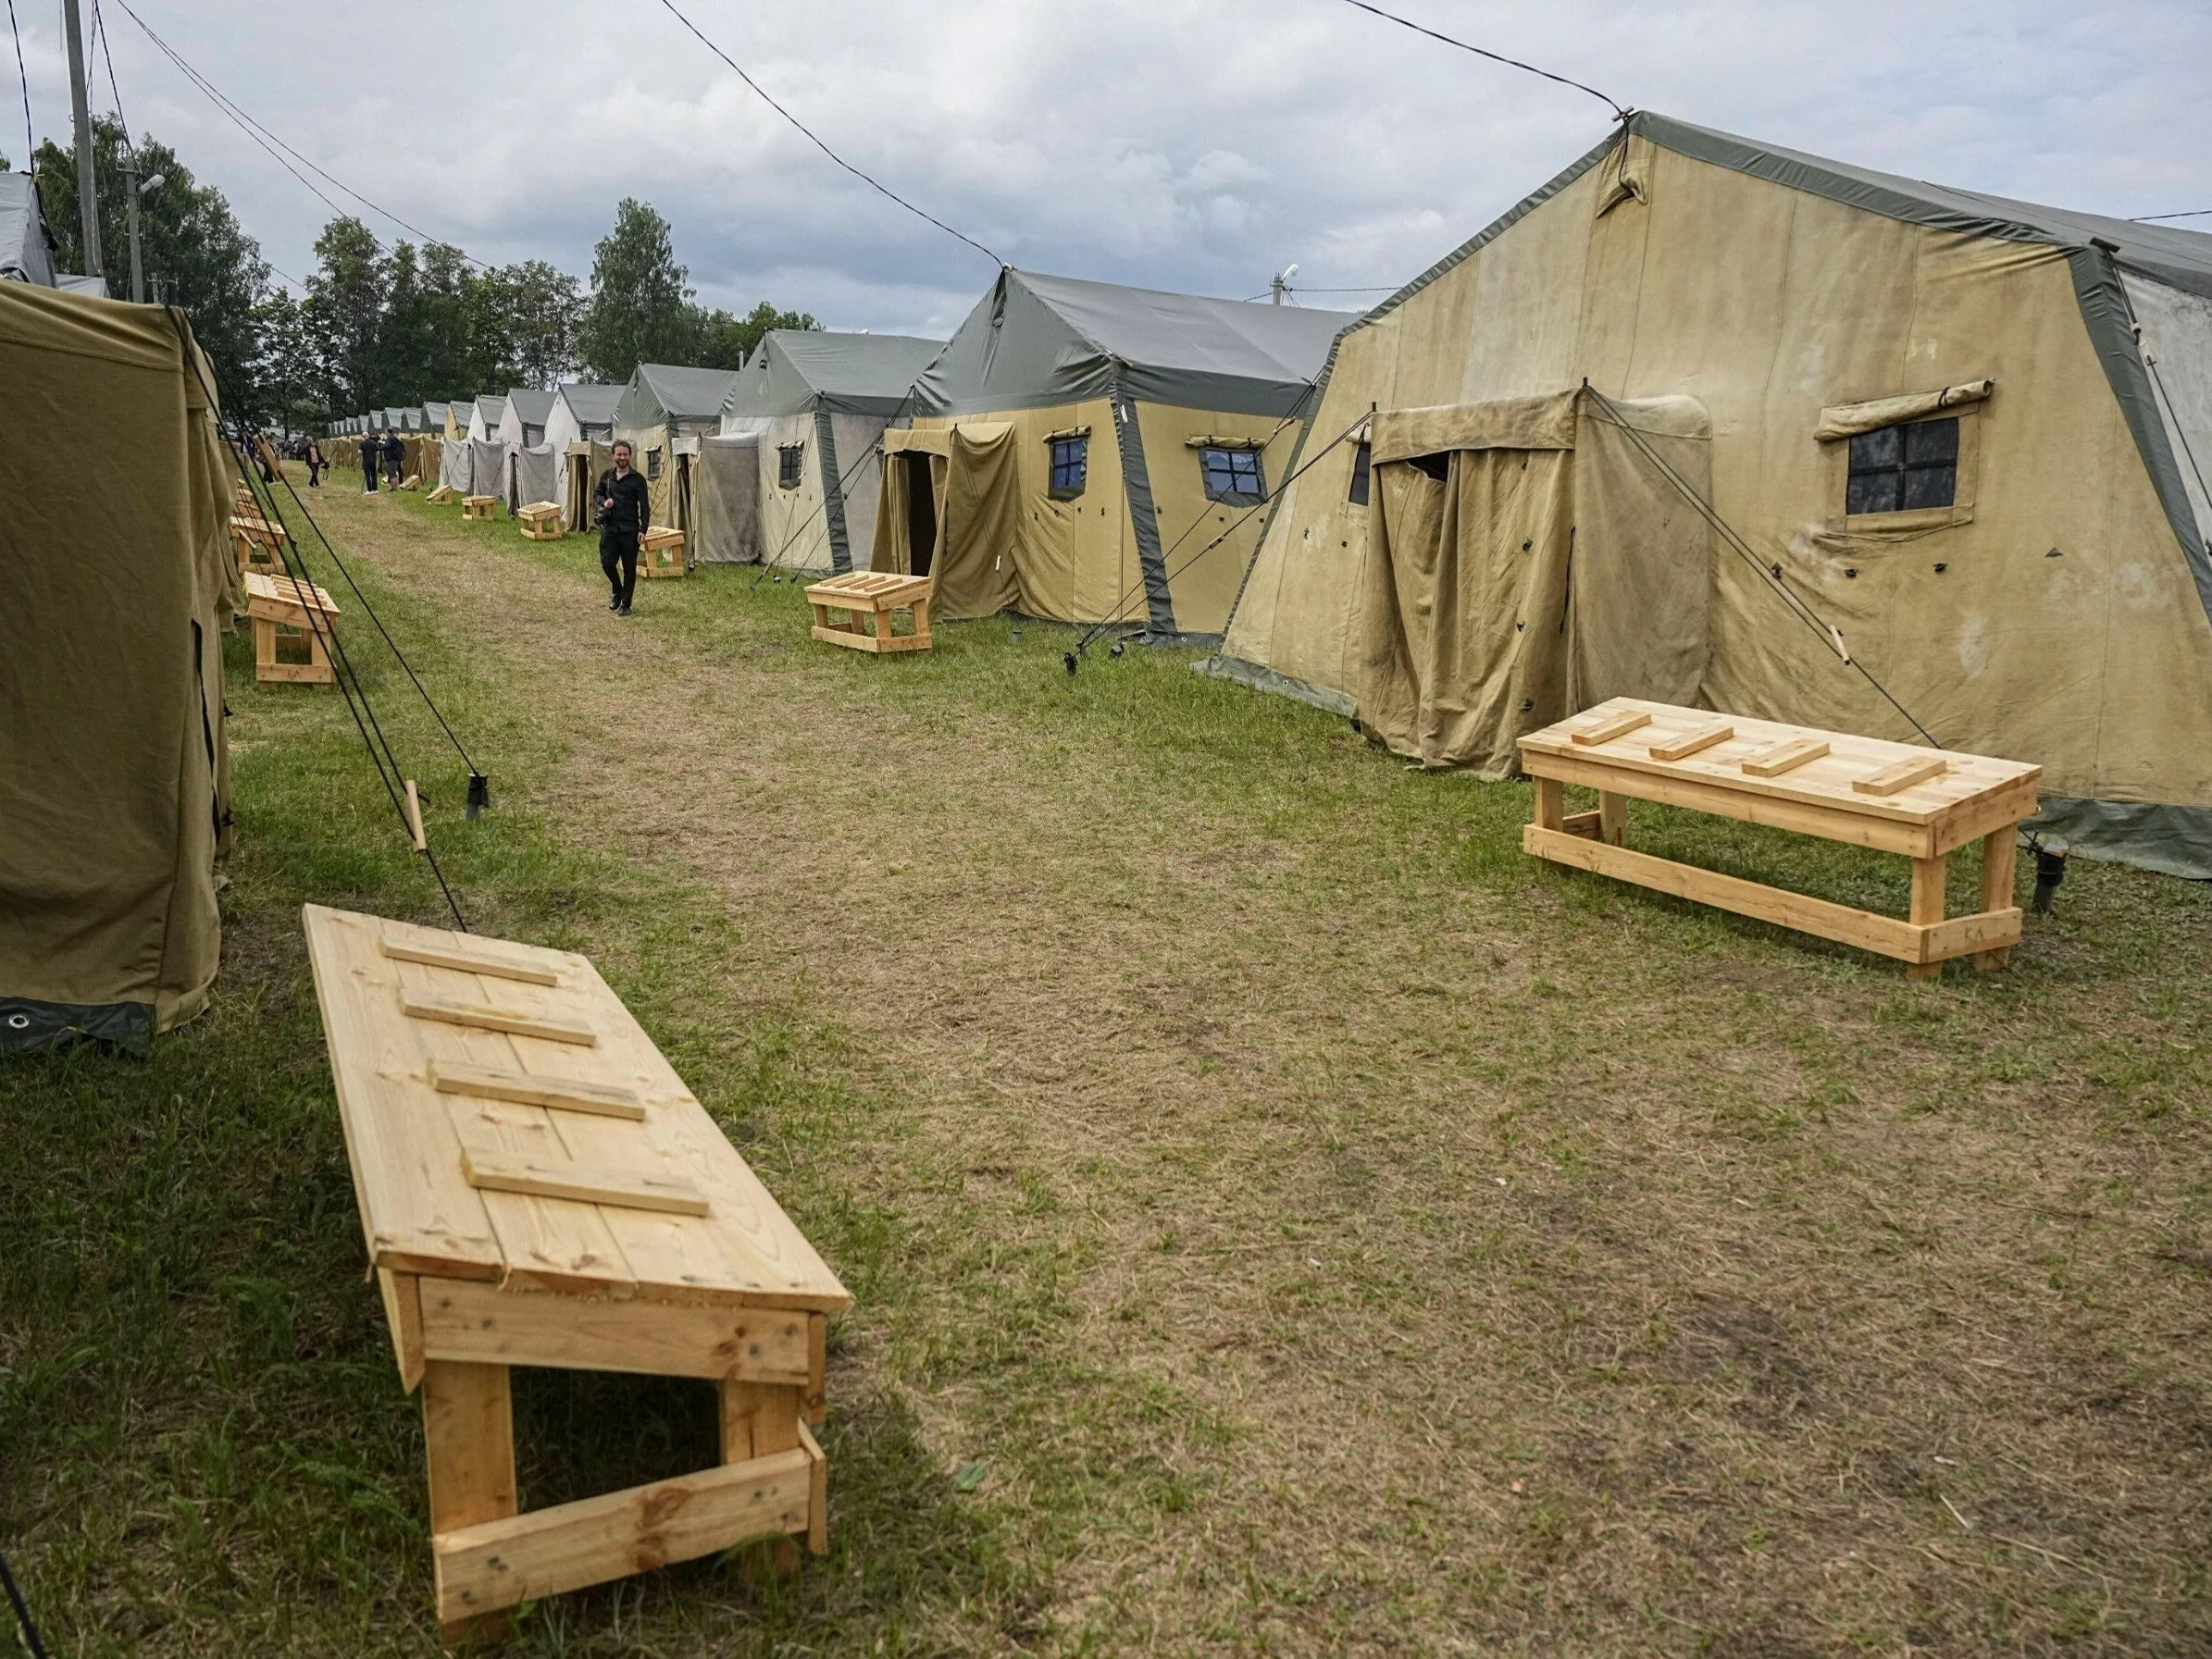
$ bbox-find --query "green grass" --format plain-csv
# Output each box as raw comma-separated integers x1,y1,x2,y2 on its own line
4,485,2210,1654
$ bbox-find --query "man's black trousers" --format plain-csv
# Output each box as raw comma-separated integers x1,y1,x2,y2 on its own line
601,531,638,606
361,460,377,491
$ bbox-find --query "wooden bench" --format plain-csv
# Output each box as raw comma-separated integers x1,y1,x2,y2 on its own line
243,569,340,687
516,501,565,541
427,484,456,504
302,906,851,1645
230,513,289,576
1518,698,2039,978
462,494,498,520
804,571,933,654
638,525,687,578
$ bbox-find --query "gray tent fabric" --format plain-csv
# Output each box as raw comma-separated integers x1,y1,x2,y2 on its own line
548,381,621,442
692,434,762,564
510,443,557,510
913,269,1355,418
1111,392,1174,632
505,388,556,436
56,273,107,297
0,173,57,285
440,439,469,491
468,439,504,497
722,330,942,419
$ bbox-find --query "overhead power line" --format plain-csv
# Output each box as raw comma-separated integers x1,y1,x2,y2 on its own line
1336,0,1627,119
652,0,1003,267
113,0,489,267
2131,207,2211,222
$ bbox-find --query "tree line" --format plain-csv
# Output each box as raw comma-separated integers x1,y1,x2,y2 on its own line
9,121,813,430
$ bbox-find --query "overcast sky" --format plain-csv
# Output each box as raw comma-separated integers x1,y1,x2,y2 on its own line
9,1,2208,340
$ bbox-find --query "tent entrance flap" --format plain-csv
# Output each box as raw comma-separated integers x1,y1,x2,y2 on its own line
1356,390,1712,774
876,424,1021,619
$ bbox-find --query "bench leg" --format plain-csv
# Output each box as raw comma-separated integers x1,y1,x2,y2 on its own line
424,1360,516,1647
1907,854,1946,981
722,1380,805,1572
1976,827,2018,972
1598,790,1628,847
1535,777,1564,833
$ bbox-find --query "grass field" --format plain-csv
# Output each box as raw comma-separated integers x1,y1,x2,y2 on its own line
5,477,2210,1656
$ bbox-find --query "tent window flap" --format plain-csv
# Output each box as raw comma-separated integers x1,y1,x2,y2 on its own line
777,443,804,489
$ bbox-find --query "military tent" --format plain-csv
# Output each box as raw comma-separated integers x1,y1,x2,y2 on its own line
872,269,1352,635
1,171,58,286
1212,111,2212,876
466,394,506,443
705,329,941,570
612,362,739,535
498,388,555,449
1,279,243,1049
547,382,622,529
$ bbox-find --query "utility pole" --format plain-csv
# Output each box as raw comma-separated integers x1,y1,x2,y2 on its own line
1270,263,1299,305
123,166,143,302
61,0,104,282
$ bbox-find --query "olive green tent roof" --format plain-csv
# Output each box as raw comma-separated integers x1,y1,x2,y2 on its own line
912,268,1357,418
614,362,741,429
554,381,623,429
722,329,943,419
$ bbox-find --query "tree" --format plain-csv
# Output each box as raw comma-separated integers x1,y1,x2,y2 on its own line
692,300,817,370
303,216,385,415
577,198,693,382
472,260,583,390
252,288,325,432
34,117,270,415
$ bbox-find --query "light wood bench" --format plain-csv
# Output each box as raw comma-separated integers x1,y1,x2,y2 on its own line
243,569,340,687
804,571,933,654
516,501,564,541
462,494,498,520
230,513,289,576
302,906,851,1644
427,484,456,504
1518,698,2039,978
638,525,687,578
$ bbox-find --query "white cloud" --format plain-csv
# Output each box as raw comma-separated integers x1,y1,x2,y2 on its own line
10,0,2206,337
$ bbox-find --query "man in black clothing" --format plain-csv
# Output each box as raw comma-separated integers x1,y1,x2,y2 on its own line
595,440,651,616
383,430,405,487
358,432,379,493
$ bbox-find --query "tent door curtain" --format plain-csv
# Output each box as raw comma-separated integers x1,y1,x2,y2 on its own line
875,424,1021,620
902,451,938,576
1356,389,1711,774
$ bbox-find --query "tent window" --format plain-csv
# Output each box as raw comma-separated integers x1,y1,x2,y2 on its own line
1199,445,1265,505
647,447,664,480
778,443,804,489
1348,440,1372,506
1846,417,1957,515
1050,436,1087,499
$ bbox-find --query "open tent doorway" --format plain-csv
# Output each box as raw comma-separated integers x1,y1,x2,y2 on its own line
902,451,938,577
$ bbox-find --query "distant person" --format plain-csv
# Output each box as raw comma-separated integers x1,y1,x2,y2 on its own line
253,430,276,484
358,432,379,493
594,440,650,617
304,437,324,488
382,429,405,487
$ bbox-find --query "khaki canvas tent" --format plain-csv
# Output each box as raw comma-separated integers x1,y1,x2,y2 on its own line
1212,112,2212,877
612,362,739,534
546,382,622,529
703,328,941,570
1,279,243,1050
871,269,1353,635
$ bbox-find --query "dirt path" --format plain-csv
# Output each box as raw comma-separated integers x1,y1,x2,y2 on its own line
315,488,2212,1653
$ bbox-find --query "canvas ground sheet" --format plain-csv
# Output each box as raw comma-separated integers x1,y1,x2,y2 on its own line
1218,116,2212,873
0,282,241,1048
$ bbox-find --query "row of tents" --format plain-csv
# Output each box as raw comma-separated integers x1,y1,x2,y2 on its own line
325,113,2212,879
8,105,2206,1060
